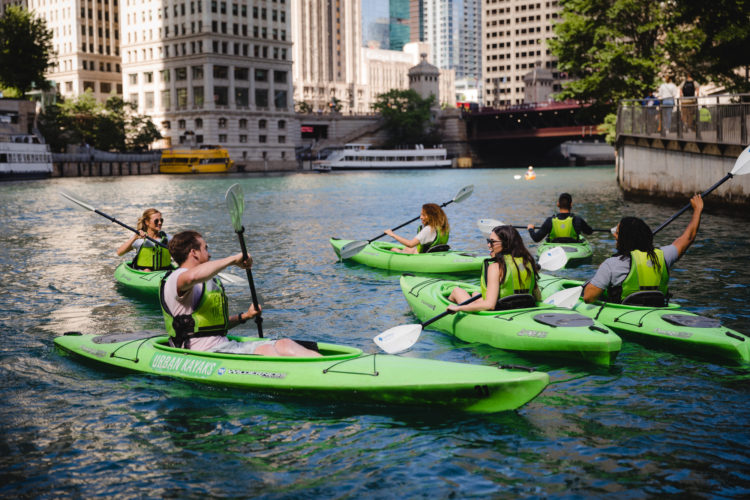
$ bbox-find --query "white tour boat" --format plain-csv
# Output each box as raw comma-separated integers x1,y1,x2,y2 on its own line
313,143,452,171
0,134,53,180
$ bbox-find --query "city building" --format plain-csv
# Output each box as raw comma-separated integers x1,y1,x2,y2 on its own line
120,0,298,167
482,0,569,107
291,0,368,114
421,0,481,104
21,0,123,101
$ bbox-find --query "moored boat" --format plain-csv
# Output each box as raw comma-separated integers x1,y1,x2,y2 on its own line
400,274,622,366
537,274,750,365
330,238,484,274
536,238,593,267
159,145,233,174
0,134,53,180
54,331,550,413
314,143,452,171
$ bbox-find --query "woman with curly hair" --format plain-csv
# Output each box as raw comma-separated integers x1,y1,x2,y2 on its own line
385,202,450,254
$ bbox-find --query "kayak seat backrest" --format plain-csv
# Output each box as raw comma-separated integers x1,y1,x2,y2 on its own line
495,294,536,310
426,244,450,253
621,291,668,308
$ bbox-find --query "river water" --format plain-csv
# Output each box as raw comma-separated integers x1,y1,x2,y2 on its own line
1,167,749,498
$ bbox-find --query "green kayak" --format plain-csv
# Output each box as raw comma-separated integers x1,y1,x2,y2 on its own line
113,262,170,297
54,331,549,413
400,274,622,366
537,274,750,365
330,238,484,274
536,238,593,267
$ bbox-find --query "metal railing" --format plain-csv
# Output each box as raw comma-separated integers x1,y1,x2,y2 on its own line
617,94,750,146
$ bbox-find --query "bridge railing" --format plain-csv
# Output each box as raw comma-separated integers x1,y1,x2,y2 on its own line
617,94,750,146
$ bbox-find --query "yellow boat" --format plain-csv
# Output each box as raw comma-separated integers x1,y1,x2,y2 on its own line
159,145,234,174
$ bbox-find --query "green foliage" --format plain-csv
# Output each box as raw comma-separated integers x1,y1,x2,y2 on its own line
0,6,55,96
550,0,750,106
602,113,618,145
371,89,438,146
549,0,665,114
38,91,161,152
296,101,313,113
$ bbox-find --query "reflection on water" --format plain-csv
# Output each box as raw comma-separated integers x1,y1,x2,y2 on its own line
1,168,749,497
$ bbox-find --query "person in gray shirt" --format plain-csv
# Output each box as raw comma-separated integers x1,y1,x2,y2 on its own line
583,194,704,304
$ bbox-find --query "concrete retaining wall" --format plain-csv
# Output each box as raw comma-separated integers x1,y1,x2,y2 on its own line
616,138,749,207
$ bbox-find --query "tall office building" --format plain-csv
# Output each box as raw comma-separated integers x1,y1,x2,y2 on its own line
120,0,297,166
482,0,567,106
291,0,367,114
388,0,410,51
421,0,481,102
362,2,388,49
23,0,123,101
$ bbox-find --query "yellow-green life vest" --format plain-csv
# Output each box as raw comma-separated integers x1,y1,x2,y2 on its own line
549,215,578,242
480,255,535,300
159,271,229,347
134,232,172,270
416,225,449,253
616,249,669,302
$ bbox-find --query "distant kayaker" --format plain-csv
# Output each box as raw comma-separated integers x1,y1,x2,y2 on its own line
446,225,541,313
160,230,321,356
583,194,704,305
385,203,450,254
527,193,593,243
116,208,172,271
524,166,536,180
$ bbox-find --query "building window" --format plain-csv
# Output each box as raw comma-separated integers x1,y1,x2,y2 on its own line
218,117,227,128
274,71,287,83
254,69,268,82
213,65,228,79
235,67,249,80
161,90,171,109
193,86,204,107
160,69,170,82
144,72,153,83
178,119,186,129
100,82,112,93
195,118,203,129
255,89,268,108
278,120,286,130
258,119,267,129
214,86,228,106
128,93,138,104
239,134,247,143
218,134,227,142
259,135,266,143
175,67,187,80
192,66,203,79
161,120,171,129
239,118,247,128
128,73,137,84
274,90,287,109
177,88,188,108
278,135,285,144
235,88,249,107
145,92,154,110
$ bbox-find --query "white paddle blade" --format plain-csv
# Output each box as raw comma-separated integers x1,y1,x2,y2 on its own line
340,240,368,260
59,190,95,212
225,183,245,232
543,286,583,309
453,184,474,203
373,324,423,354
538,246,568,271
732,144,750,175
477,218,504,236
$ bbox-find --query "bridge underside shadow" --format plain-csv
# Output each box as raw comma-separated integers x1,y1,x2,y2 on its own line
470,133,607,168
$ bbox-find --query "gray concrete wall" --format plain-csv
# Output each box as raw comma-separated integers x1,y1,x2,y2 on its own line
617,138,749,207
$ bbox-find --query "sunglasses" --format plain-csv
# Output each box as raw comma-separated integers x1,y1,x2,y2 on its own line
153,218,164,224
486,238,501,245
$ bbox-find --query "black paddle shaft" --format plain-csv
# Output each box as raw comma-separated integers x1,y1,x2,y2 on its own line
652,173,732,235
368,198,458,243
422,294,482,328
235,225,264,338
514,224,610,233
95,209,168,248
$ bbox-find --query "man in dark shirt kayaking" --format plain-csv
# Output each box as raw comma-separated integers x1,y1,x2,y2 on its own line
527,193,593,243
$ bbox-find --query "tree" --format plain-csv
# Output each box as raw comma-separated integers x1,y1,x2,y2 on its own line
665,0,750,93
549,0,666,115
38,92,161,152
371,89,438,146
0,6,55,96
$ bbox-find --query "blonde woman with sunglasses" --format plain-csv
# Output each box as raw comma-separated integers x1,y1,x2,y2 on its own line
116,208,172,271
